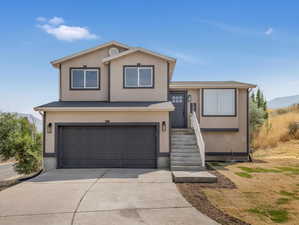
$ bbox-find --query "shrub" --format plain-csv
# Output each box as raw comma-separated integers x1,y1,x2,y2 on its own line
288,121,299,138
0,113,42,174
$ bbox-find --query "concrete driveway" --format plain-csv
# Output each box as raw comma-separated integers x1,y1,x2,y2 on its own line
0,169,219,225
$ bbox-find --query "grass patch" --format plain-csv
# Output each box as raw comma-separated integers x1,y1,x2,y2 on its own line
276,167,299,175
248,207,289,223
276,197,290,205
238,166,281,173
235,172,252,178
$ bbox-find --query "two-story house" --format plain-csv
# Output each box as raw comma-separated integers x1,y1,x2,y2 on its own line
34,41,256,171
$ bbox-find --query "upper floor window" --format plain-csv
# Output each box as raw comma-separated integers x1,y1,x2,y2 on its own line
202,89,236,117
124,66,154,88
70,68,100,90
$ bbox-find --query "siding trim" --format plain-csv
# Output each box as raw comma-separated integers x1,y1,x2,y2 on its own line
201,128,239,132
206,152,248,156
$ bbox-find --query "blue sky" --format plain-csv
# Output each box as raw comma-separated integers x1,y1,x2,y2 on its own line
1,0,299,118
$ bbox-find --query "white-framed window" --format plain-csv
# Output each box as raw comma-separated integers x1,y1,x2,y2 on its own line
71,68,100,89
202,89,236,116
124,66,154,88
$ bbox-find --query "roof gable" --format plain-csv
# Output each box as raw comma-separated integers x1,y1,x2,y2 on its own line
51,41,130,67
102,47,176,63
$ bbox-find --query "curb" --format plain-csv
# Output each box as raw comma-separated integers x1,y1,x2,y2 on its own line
0,169,43,190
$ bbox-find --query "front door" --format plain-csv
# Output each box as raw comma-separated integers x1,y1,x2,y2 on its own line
170,92,187,128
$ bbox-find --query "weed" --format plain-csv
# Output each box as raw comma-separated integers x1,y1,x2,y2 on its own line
235,172,252,178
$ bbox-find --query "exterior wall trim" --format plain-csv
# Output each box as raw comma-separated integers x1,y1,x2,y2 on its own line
206,152,248,156
69,67,101,91
201,88,237,117
54,122,160,169
122,65,155,89
201,128,239,132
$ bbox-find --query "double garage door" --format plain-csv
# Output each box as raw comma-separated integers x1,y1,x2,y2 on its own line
57,124,157,168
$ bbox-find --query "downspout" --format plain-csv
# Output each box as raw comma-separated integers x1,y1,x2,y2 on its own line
108,62,111,102
167,62,171,170
59,64,62,101
247,88,252,162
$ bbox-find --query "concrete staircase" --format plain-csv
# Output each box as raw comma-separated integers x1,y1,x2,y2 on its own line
171,128,205,171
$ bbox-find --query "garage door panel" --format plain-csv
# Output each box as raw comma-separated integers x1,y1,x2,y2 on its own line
58,125,157,168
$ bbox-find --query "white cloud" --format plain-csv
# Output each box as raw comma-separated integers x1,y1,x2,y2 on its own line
37,17,98,41
265,27,273,35
36,17,46,22
39,24,97,41
48,17,64,25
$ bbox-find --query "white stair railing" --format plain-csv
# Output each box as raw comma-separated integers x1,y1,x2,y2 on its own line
190,111,205,167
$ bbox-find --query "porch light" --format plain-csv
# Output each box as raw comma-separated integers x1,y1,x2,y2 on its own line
162,121,166,132
47,123,52,134
187,94,192,102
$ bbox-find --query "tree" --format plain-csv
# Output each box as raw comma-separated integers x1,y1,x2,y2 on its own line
249,100,266,134
0,113,42,174
251,92,256,103
256,89,263,108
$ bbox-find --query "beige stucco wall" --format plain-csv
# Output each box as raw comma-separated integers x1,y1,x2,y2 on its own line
60,46,127,101
110,52,168,102
185,88,248,153
45,111,169,154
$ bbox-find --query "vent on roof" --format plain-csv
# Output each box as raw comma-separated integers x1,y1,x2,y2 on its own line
108,47,119,56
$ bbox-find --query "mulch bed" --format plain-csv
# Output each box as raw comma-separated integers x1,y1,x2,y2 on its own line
176,169,251,225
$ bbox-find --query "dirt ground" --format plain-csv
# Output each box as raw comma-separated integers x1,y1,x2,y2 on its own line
178,140,299,225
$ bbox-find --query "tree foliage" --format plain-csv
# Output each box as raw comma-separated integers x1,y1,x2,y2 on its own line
249,88,269,143
0,113,42,174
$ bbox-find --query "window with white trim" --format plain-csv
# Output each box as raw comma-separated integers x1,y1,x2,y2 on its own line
124,66,153,88
203,89,236,116
71,68,99,89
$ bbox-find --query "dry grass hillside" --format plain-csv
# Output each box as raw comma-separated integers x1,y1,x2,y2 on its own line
252,105,299,149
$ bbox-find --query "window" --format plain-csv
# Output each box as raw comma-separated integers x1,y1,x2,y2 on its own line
124,66,154,88
71,68,100,89
202,89,236,116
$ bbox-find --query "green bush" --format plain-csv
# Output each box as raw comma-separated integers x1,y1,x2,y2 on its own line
0,113,42,174
288,121,299,138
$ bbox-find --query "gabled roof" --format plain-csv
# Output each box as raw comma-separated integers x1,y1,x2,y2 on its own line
51,41,130,68
170,81,256,89
102,47,176,63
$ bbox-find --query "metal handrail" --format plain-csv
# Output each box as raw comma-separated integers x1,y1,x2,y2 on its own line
190,111,205,167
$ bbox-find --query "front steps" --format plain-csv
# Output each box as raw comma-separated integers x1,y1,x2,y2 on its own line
172,171,217,183
171,128,205,171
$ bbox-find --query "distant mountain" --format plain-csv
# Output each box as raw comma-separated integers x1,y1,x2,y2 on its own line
268,95,299,109
17,113,42,132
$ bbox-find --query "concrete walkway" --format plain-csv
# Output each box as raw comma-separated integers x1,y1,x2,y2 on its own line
0,169,219,225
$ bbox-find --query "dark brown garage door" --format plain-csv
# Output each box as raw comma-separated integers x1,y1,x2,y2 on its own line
57,124,157,168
